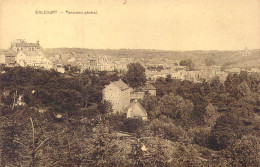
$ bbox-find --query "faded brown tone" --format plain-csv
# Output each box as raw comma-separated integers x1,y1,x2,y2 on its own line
0,0,260,50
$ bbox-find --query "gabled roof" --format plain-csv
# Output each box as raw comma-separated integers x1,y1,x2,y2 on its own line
142,83,156,90
125,100,147,116
111,79,130,91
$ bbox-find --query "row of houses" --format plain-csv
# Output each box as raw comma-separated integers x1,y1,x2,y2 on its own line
0,50,54,70
146,65,229,83
102,79,157,121
0,40,67,72
79,56,137,72
57,52,181,73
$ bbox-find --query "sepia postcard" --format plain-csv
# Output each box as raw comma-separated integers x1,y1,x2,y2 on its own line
0,0,260,166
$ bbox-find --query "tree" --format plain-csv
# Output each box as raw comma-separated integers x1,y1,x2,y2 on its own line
223,135,260,167
179,59,195,71
166,74,173,82
211,114,244,150
203,103,218,127
1,121,20,166
126,63,146,89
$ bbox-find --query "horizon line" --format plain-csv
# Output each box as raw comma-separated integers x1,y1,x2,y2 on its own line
1,46,259,52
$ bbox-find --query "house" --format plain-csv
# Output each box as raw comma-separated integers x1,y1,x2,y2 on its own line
1,51,17,66
96,55,116,71
124,99,148,121
130,91,145,101
15,51,27,67
102,79,133,113
146,70,170,81
141,83,156,96
198,65,221,81
114,57,134,72
0,53,5,64
16,51,53,69
10,39,41,52
114,61,128,71
56,64,65,73
183,70,204,83
171,70,187,80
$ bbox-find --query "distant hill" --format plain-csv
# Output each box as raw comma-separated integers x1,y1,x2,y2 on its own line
42,48,260,69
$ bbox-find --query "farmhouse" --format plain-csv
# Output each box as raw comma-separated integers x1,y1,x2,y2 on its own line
102,79,133,113
102,79,149,120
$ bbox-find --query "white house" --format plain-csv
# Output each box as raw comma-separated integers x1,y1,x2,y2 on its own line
141,83,156,96
15,51,27,67
56,64,65,73
102,79,133,113
0,53,6,64
103,79,151,120
124,99,148,121
16,51,53,69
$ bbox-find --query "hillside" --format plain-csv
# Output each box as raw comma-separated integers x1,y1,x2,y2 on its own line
42,48,260,69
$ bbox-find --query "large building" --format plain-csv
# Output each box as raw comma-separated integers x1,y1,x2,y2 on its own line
0,51,17,66
16,51,53,69
102,79,150,120
10,39,41,52
102,79,133,113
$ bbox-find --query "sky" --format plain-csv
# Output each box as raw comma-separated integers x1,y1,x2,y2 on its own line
0,0,260,50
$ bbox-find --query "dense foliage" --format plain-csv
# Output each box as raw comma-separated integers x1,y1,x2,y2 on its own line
125,63,146,89
179,59,195,70
0,66,260,166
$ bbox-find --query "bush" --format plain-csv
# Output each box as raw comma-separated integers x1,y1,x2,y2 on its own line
121,117,145,134
148,118,187,142
189,127,211,147
210,114,244,150
223,135,260,167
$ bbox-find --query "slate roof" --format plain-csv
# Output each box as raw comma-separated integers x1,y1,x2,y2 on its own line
111,79,130,91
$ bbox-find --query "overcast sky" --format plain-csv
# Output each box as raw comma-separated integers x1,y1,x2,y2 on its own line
0,0,259,50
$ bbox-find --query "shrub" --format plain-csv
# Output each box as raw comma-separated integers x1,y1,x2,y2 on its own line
223,135,260,167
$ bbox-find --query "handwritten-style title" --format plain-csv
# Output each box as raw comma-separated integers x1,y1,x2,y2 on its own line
35,10,97,15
